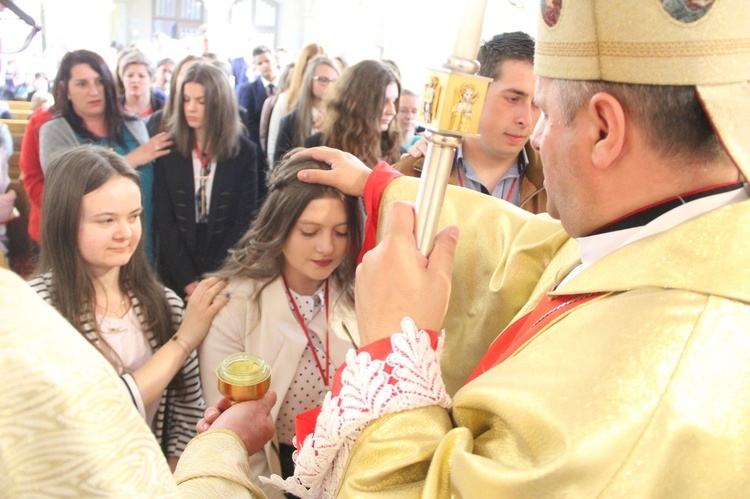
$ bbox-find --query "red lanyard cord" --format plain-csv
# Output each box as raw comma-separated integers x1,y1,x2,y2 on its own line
194,140,210,169
282,277,331,388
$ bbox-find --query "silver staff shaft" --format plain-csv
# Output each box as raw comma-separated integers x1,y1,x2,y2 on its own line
414,132,463,255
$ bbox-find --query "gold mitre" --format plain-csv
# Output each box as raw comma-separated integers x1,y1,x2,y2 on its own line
534,0,750,179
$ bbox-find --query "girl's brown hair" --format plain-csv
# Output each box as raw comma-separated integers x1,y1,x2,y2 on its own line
167,62,242,162
319,59,402,167
215,150,363,308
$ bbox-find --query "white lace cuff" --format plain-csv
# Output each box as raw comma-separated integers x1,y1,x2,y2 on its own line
261,317,452,498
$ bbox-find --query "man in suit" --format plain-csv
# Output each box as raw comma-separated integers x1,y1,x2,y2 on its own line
237,46,279,162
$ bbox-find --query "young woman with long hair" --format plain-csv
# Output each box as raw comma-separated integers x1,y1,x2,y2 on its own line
273,56,340,165
304,59,402,167
28,145,228,470
154,62,259,301
198,152,363,495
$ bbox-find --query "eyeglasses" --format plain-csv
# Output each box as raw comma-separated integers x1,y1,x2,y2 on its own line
312,76,337,85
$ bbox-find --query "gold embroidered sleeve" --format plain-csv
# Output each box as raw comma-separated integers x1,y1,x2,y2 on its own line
379,177,572,395
174,429,265,498
0,269,179,497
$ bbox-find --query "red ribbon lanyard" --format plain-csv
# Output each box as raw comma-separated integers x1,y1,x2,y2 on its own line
194,140,209,169
282,277,331,389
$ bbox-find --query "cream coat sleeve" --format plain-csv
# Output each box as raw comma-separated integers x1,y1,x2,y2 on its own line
199,279,257,407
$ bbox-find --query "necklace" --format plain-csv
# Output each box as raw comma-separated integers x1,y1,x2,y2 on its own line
282,277,331,391
97,299,129,335
95,297,129,319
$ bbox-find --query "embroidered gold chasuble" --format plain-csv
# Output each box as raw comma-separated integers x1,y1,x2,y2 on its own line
0,269,263,498
335,177,750,497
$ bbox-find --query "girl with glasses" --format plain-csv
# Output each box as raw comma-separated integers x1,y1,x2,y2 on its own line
273,56,340,166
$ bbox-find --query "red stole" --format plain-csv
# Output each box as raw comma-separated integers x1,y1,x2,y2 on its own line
467,291,606,382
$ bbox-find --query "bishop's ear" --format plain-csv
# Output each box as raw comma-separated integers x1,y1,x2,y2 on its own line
588,92,626,171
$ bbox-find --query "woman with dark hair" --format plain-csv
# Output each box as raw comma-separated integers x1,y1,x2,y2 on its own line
39,49,172,261
273,56,339,166
27,145,228,470
154,62,259,301
304,59,402,167
198,151,362,493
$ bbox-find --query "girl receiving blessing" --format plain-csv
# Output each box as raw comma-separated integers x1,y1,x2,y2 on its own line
199,151,362,497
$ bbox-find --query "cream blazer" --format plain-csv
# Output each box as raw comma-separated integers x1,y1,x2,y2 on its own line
198,275,359,496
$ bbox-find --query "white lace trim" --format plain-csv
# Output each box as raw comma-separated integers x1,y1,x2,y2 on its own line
261,317,451,498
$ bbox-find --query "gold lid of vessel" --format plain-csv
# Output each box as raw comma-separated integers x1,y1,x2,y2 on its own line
216,353,271,402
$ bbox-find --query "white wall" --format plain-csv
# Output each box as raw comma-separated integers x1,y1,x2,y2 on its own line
42,0,113,55
277,0,538,91
2,0,538,87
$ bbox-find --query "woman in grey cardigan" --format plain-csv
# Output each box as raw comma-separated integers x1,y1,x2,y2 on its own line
39,49,172,262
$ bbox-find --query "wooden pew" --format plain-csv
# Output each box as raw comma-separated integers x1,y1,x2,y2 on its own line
2,100,33,111
1,101,32,121
1,118,27,145
10,109,32,120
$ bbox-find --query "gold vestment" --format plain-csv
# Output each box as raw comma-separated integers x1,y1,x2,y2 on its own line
336,177,750,497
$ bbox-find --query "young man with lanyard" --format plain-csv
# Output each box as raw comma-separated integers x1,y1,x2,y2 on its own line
397,31,546,214
242,0,750,496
